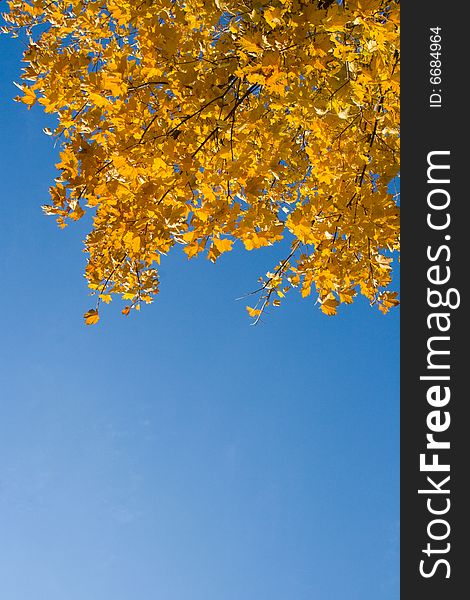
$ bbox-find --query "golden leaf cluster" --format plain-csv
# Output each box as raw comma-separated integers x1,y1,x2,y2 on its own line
2,0,400,323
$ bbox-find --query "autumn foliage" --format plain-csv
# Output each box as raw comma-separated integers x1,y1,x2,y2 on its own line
2,0,400,324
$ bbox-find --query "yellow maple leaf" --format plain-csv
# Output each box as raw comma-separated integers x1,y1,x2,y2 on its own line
320,296,339,316
132,235,141,253
339,288,356,304
212,238,233,253
264,7,283,29
378,291,400,313
246,306,262,318
18,86,37,108
239,36,263,56
84,309,100,325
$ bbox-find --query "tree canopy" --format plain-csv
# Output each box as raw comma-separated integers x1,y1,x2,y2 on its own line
2,0,400,324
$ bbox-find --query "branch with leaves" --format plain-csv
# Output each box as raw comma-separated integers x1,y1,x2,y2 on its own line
2,0,400,324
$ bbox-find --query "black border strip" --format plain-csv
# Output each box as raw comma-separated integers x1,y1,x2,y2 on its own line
401,2,468,597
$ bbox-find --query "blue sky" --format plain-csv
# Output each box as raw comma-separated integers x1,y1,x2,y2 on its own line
0,33,399,600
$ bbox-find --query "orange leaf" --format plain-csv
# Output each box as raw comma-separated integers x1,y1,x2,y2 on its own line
84,309,100,325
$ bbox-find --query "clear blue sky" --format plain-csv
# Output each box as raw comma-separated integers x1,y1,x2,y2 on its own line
0,33,399,600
